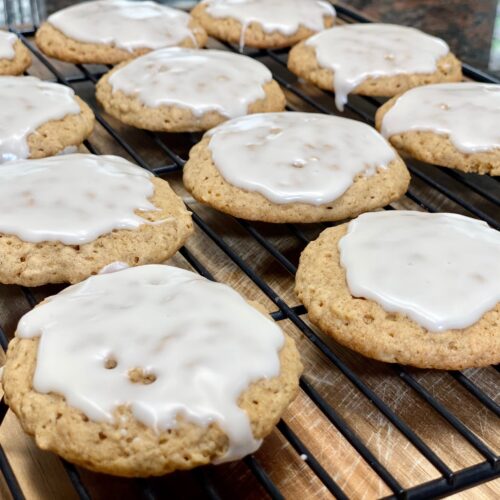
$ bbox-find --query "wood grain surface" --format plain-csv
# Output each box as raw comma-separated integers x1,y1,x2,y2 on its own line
0,23,498,500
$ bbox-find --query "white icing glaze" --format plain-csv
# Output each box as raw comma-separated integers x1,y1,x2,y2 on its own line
57,145,79,155
339,211,500,332
380,83,500,154
48,0,197,51
0,76,81,163
0,153,161,244
99,261,130,274
107,48,272,118
306,24,450,110
17,264,284,463
202,0,335,50
206,112,395,205
0,30,17,60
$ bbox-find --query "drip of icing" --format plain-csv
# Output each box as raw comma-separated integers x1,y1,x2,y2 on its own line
339,211,500,332
107,48,272,118
202,0,335,51
0,76,81,163
239,21,249,52
206,112,395,205
380,83,500,154
305,24,450,111
0,30,17,59
48,0,197,51
17,264,284,463
0,153,161,244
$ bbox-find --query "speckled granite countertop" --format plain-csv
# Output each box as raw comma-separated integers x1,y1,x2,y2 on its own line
345,0,500,79
3,0,500,79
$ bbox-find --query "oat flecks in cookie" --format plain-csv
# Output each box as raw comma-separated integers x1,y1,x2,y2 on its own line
26,96,94,160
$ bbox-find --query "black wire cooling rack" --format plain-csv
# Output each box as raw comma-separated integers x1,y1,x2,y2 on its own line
0,2,499,499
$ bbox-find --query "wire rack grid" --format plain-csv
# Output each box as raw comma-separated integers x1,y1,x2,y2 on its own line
0,2,499,499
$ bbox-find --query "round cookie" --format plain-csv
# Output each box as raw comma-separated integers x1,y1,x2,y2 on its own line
36,0,207,65
0,76,94,162
0,154,193,286
0,30,31,75
183,113,410,223
191,0,335,50
375,83,500,176
2,265,302,476
295,212,500,370
288,24,462,110
96,48,285,133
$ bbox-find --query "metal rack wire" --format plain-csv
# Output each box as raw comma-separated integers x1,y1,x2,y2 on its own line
0,2,499,499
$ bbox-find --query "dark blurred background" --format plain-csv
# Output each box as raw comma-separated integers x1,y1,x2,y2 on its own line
1,0,499,77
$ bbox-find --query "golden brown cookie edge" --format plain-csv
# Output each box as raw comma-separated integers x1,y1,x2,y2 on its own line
26,96,95,160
